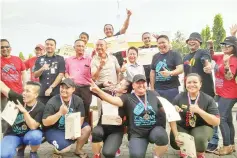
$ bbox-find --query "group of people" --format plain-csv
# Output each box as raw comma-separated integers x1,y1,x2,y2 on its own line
1,8,237,158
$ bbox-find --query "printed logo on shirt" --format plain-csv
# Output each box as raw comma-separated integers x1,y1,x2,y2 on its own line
133,102,156,126
2,64,19,81
181,104,188,109
215,78,224,88
58,108,73,130
155,59,171,81
12,113,28,135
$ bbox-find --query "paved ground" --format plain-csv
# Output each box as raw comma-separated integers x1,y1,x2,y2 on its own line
22,111,237,158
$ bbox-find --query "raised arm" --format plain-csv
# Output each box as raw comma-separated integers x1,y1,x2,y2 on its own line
119,9,132,34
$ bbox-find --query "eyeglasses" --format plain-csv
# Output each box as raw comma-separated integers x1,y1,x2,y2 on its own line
220,44,232,48
1,46,10,49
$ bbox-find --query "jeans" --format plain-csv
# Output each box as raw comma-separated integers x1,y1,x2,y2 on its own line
0,130,43,158
129,126,168,158
155,88,179,103
208,126,219,145
217,96,237,146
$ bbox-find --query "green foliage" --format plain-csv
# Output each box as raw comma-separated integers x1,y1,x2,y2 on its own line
28,53,33,59
212,14,226,51
171,31,190,56
201,25,211,49
19,52,25,61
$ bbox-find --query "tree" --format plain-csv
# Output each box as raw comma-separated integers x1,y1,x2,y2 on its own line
28,53,33,59
171,31,189,56
201,25,211,49
212,14,226,51
19,52,25,61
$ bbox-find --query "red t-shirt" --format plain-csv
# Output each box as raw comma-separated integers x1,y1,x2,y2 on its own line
213,54,237,98
24,56,39,82
1,56,26,94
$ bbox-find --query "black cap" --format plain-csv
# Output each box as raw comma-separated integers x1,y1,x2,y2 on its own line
132,74,146,83
220,36,237,55
60,78,76,88
186,32,202,44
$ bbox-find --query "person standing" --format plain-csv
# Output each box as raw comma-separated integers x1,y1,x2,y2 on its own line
34,38,65,105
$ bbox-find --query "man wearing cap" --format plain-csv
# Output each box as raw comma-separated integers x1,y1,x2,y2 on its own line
183,32,215,97
42,78,91,158
34,38,65,105
90,74,169,158
65,39,92,123
25,44,45,82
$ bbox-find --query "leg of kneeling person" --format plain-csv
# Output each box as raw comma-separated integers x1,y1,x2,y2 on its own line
0,135,22,158
149,126,169,157
102,132,123,158
45,128,74,153
23,130,43,152
190,126,213,153
92,125,105,156
170,125,190,150
129,137,149,158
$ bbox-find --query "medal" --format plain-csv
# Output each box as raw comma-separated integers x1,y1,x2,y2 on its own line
143,112,149,120
134,92,150,120
189,114,196,127
22,124,28,130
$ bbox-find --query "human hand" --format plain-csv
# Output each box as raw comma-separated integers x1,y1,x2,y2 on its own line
45,88,53,96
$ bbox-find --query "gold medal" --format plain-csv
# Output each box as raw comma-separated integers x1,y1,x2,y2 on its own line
189,116,196,127
22,124,28,130
143,113,149,120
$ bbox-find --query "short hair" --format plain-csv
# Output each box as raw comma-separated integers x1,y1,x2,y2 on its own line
97,39,107,44
127,46,138,55
1,39,10,46
45,38,57,46
156,35,170,42
79,32,89,40
142,32,151,39
186,73,202,82
74,39,86,45
124,79,133,93
26,81,41,94
104,24,114,31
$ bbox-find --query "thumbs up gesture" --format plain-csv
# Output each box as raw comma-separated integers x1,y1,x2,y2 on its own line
160,67,171,78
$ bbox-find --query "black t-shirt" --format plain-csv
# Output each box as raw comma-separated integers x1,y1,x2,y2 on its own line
42,94,85,130
104,31,124,67
34,54,65,96
183,49,215,97
139,45,157,80
120,90,166,138
5,90,45,136
172,91,219,130
151,50,182,90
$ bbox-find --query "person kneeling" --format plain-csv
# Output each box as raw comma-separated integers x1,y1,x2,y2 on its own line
0,81,45,158
42,78,91,158
169,73,220,158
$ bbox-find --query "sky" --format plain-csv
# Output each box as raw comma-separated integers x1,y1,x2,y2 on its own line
1,0,237,57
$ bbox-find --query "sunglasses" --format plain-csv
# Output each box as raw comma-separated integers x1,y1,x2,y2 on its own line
1,46,10,49
220,44,232,48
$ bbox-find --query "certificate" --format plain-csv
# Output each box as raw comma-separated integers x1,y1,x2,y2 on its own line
137,48,158,65
58,45,76,57
104,34,129,53
102,115,122,125
157,97,181,122
101,101,120,125
65,112,81,139
1,101,19,126
178,132,197,158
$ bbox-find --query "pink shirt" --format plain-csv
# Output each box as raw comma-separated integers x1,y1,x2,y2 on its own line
65,56,92,85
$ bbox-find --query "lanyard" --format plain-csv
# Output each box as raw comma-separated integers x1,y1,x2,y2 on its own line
26,101,37,114
134,93,147,111
60,96,72,113
188,92,200,116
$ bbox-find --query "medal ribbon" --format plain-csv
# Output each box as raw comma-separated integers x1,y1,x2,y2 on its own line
27,101,38,114
134,93,147,111
187,92,200,117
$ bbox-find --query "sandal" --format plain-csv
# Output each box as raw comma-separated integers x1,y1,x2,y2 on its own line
52,153,63,158
74,151,89,158
214,146,233,155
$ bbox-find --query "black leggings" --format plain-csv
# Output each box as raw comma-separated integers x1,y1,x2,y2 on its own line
92,125,123,158
129,126,168,158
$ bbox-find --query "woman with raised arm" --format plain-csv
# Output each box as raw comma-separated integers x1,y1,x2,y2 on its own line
91,74,167,158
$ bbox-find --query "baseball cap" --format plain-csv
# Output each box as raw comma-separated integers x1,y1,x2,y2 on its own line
186,32,202,44
132,74,146,83
60,78,76,88
35,44,45,50
220,36,237,55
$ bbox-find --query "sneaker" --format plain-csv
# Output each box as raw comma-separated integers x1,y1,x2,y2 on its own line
93,153,101,158
178,151,187,158
197,153,205,158
30,151,39,158
16,147,25,158
206,143,218,153
115,148,121,157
